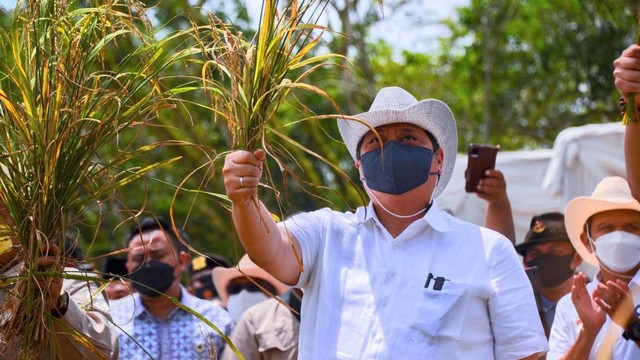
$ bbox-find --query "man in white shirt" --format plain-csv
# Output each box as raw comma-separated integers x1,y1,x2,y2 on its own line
222,86,547,359
548,176,640,359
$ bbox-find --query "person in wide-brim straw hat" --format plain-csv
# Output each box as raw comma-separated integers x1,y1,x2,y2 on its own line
212,254,288,313
337,86,457,199
564,176,640,268
221,86,547,358
547,176,640,359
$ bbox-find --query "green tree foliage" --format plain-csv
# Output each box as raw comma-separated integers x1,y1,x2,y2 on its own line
372,0,637,150
90,1,370,263
3,0,635,265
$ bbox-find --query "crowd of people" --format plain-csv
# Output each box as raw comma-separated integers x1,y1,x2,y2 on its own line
1,45,640,359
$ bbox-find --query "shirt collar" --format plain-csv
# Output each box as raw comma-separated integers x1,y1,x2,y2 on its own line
131,292,145,318
355,201,378,224
538,292,555,312
180,287,201,308
421,200,453,232
133,285,189,319
355,199,453,233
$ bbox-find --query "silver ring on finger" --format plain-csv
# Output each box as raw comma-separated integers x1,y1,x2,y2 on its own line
239,176,245,188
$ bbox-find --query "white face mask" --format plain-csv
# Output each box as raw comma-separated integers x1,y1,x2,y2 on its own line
226,289,269,321
588,230,640,273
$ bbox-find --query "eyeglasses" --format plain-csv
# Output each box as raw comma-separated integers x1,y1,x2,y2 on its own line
226,278,276,296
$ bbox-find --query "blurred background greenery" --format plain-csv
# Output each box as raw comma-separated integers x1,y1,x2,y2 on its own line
0,0,634,266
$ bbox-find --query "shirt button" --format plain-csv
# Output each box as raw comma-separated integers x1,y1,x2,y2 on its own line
389,271,396,277
392,243,398,249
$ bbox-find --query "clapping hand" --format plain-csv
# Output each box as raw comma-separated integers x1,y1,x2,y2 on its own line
571,273,606,336
593,279,637,329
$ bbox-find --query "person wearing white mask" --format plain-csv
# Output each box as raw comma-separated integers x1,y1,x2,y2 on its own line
222,86,547,359
548,176,640,359
213,254,289,322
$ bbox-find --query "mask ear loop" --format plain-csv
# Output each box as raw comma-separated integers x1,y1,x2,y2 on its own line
367,191,427,219
363,171,440,220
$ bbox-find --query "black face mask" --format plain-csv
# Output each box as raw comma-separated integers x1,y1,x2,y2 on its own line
525,254,574,288
193,275,218,300
129,260,176,297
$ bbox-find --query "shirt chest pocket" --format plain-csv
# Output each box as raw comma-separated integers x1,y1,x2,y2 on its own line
409,282,471,342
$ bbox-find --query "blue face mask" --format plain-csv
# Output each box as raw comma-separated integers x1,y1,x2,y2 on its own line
360,141,437,195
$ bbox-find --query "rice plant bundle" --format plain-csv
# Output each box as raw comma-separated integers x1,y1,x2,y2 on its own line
201,0,345,154
0,0,178,357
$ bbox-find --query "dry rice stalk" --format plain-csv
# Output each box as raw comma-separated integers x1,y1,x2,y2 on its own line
0,0,177,356
199,0,344,152
192,0,349,275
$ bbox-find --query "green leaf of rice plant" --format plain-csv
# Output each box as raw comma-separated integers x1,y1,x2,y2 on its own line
0,0,193,356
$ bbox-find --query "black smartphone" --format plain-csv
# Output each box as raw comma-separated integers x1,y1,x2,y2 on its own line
464,143,499,193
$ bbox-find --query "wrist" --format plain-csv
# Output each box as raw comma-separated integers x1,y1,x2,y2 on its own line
622,320,640,341
578,324,601,341
487,198,510,209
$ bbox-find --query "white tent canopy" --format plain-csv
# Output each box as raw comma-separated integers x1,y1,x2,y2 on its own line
438,122,626,245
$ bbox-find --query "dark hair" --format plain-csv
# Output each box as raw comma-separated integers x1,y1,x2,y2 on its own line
355,128,440,159
124,216,189,253
101,257,128,279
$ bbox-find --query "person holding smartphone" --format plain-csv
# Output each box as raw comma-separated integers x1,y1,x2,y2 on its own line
476,168,516,244
547,177,640,359
463,144,516,244
222,86,547,359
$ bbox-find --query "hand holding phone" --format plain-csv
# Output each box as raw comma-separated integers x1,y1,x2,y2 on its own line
465,144,499,193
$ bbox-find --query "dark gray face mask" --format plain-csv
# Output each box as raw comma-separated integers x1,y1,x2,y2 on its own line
525,254,574,288
360,141,437,195
129,260,176,297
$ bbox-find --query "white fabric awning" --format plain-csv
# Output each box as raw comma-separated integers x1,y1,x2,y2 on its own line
438,121,625,244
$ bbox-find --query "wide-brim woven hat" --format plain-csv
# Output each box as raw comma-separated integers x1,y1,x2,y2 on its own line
564,176,640,267
212,254,289,306
337,86,458,198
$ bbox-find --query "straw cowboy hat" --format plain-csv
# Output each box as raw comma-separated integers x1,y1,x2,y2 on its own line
337,86,458,198
564,176,640,267
212,254,289,306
